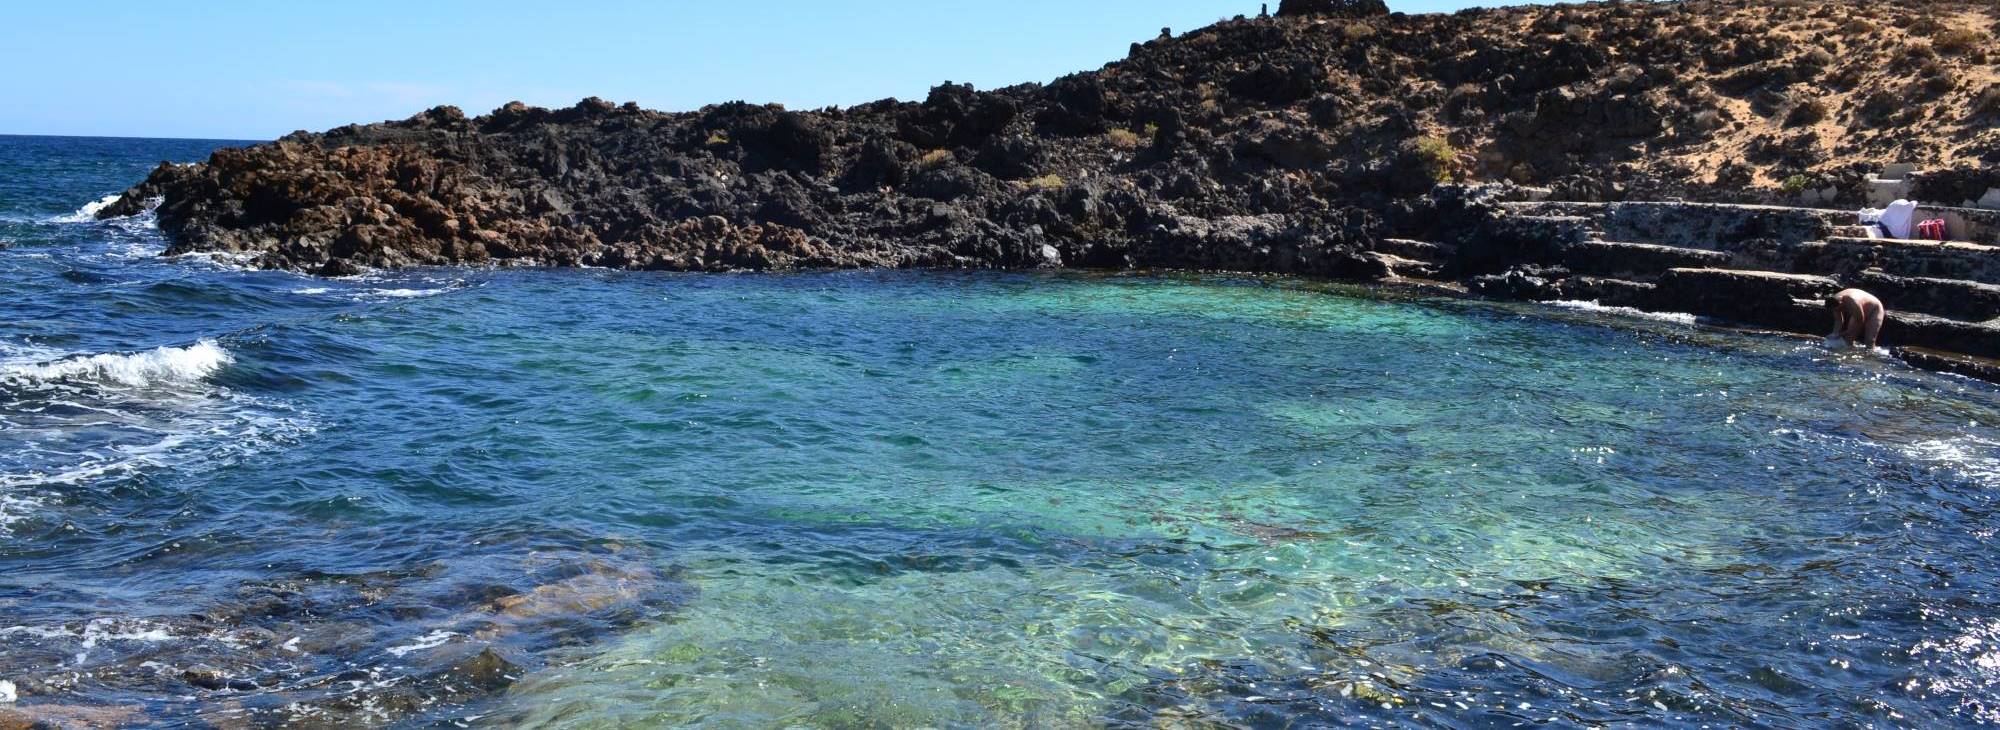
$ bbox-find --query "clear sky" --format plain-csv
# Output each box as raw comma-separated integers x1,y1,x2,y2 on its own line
4,1,1497,140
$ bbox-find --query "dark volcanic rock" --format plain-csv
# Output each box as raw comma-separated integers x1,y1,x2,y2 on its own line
1276,0,1390,18
96,0,1999,279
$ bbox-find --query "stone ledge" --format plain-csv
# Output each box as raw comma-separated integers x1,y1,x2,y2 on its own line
1894,347,2000,382
1854,270,2000,323
1558,240,1732,277
1887,312,2000,359
1655,268,1839,331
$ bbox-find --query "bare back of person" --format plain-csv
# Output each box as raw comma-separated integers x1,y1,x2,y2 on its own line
1827,288,1885,348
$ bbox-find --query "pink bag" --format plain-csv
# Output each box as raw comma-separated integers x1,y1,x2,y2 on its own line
1915,219,1947,241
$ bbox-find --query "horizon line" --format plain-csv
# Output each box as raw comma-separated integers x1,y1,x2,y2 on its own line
0,132,270,143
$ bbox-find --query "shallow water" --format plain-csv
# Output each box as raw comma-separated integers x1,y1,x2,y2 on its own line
6,135,2000,727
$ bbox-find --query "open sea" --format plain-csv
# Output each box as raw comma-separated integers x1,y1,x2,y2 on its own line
7,134,2000,727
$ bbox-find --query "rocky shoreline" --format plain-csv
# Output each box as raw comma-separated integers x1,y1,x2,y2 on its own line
97,0,2000,374
0,544,687,728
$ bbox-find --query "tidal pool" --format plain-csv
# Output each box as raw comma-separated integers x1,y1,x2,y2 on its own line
5,136,2000,727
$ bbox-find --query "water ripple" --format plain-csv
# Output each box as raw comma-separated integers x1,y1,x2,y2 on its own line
6,137,2000,727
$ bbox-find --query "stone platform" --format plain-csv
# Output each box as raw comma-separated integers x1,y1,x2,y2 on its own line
1390,194,2000,382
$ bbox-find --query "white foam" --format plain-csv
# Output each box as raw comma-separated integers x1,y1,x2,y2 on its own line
165,249,260,270
292,284,458,300
1547,300,1699,326
0,492,43,533
0,679,14,703
0,340,67,369
0,400,313,489
0,619,177,644
107,200,161,232
78,619,177,647
1901,435,2000,487
1,340,311,537
385,630,457,657
0,618,180,664
46,194,121,223
0,340,232,388
364,288,449,299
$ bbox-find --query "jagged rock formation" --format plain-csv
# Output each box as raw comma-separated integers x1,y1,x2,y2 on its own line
1276,0,1390,18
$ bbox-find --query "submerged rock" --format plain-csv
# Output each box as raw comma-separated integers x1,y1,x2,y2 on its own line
0,704,144,730
0,546,686,728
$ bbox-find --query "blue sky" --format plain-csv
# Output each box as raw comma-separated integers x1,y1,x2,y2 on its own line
5,1,1496,140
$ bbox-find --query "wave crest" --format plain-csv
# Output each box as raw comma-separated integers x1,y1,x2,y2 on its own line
0,340,233,388
46,194,122,224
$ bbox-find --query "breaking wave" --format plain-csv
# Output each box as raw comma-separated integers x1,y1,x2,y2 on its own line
0,338,311,535
0,340,233,388
45,193,122,222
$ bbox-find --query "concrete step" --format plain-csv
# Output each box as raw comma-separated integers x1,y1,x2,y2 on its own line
1512,214,1597,238
1511,214,1596,222
1511,215,1598,233
1648,270,2000,357
1488,214,1594,251
1654,268,1840,332
1558,240,1733,278
1854,270,2000,323
1814,237,2000,284
1564,276,1658,309
1827,236,1998,249
1894,347,2000,383
1824,236,2000,251
1660,267,1840,298
1501,201,1841,248
1498,200,1850,220
1366,251,1443,279
1537,266,2000,362
1888,312,2000,359
1377,238,1455,260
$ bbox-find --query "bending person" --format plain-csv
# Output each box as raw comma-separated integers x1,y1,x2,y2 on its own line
1826,288,1885,348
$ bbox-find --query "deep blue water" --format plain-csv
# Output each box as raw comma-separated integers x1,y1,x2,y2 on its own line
7,135,2000,727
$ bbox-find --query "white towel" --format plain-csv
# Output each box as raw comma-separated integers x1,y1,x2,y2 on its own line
1880,199,1919,239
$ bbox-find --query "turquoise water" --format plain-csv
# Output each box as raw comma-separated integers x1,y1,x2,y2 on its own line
7,136,2000,727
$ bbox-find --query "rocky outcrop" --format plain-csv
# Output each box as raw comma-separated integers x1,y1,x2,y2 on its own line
1275,0,1389,18
99,0,1997,279
91,0,2000,376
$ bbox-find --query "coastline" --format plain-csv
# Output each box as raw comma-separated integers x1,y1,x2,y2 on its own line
85,0,2000,378
15,0,2000,722
12,173,2000,724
